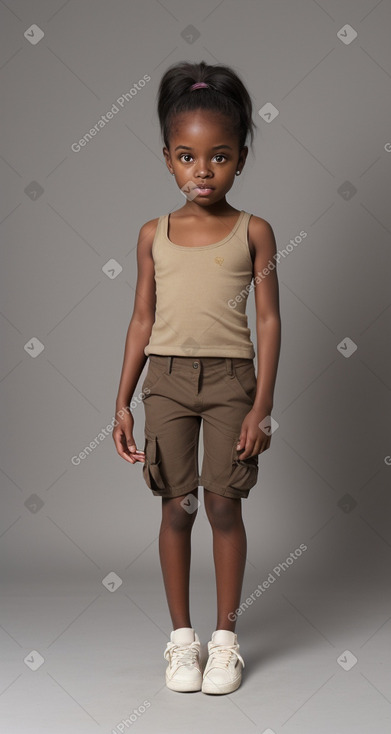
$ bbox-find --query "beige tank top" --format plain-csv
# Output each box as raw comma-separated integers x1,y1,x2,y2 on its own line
144,209,255,359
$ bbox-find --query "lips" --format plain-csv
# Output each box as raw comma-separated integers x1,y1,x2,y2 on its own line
194,185,214,193
194,187,214,196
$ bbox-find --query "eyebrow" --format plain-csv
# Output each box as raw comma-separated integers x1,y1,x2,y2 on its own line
174,145,233,151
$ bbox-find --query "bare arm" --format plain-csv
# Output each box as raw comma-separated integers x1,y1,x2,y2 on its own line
112,219,157,464
115,219,158,410
251,217,281,413
235,217,281,460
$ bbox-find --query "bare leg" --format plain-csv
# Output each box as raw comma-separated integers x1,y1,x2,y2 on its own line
203,489,247,632
158,489,199,630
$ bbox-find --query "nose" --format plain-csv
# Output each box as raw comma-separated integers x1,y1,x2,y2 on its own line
194,160,210,178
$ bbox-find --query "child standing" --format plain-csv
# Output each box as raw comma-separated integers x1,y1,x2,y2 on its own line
113,60,281,695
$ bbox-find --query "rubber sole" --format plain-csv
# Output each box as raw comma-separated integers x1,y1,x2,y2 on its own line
201,675,242,695
166,675,202,692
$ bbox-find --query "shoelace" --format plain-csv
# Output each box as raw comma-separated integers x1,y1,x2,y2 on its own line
207,642,245,670
164,640,200,667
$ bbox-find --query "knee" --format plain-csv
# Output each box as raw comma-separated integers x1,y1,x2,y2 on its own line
204,493,239,533
161,495,198,532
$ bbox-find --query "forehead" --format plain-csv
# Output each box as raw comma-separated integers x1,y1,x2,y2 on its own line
169,109,237,145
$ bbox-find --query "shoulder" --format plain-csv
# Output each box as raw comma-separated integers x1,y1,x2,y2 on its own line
248,214,275,245
137,216,162,254
248,214,276,259
138,216,161,240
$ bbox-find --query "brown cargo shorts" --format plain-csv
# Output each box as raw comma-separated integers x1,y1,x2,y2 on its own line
140,354,259,500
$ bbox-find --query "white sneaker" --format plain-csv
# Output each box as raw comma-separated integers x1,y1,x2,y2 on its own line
163,627,202,692
202,629,245,694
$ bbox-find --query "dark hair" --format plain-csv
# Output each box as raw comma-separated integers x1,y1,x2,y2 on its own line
157,60,257,154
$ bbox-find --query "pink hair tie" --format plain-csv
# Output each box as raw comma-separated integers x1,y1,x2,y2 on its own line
190,81,209,90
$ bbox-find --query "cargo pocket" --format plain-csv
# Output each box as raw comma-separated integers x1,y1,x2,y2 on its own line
142,430,166,494
228,437,259,494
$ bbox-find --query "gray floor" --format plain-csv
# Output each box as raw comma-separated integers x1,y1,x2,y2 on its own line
1,527,390,733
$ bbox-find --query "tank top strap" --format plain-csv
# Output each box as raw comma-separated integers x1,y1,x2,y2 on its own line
152,214,167,257
237,209,252,231
233,210,252,261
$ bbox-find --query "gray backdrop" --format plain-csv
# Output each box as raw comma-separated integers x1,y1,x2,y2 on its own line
1,1,390,733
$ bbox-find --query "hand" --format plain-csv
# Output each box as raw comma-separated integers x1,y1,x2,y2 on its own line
112,408,145,464
236,406,273,460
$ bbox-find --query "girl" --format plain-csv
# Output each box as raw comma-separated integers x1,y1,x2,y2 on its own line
113,60,281,695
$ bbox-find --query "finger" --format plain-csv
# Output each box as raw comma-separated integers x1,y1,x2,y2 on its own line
118,447,137,463
237,437,253,460
113,430,130,458
238,447,253,460
125,441,138,463
114,431,139,463
236,429,247,451
236,437,248,459
126,450,145,464
126,436,141,460
127,438,136,453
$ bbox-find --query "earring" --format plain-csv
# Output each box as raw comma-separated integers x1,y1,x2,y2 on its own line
236,170,241,175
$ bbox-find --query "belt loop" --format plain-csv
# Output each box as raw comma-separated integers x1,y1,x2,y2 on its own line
225,357,234,376
167,356,173,374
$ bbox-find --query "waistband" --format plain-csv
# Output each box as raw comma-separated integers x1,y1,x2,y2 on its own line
148,354,253,375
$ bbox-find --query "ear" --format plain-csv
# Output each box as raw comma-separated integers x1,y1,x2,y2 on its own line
163,146,173,174
238,146,248,169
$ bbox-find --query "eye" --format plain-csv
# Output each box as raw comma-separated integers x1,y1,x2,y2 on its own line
178,153,228,163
